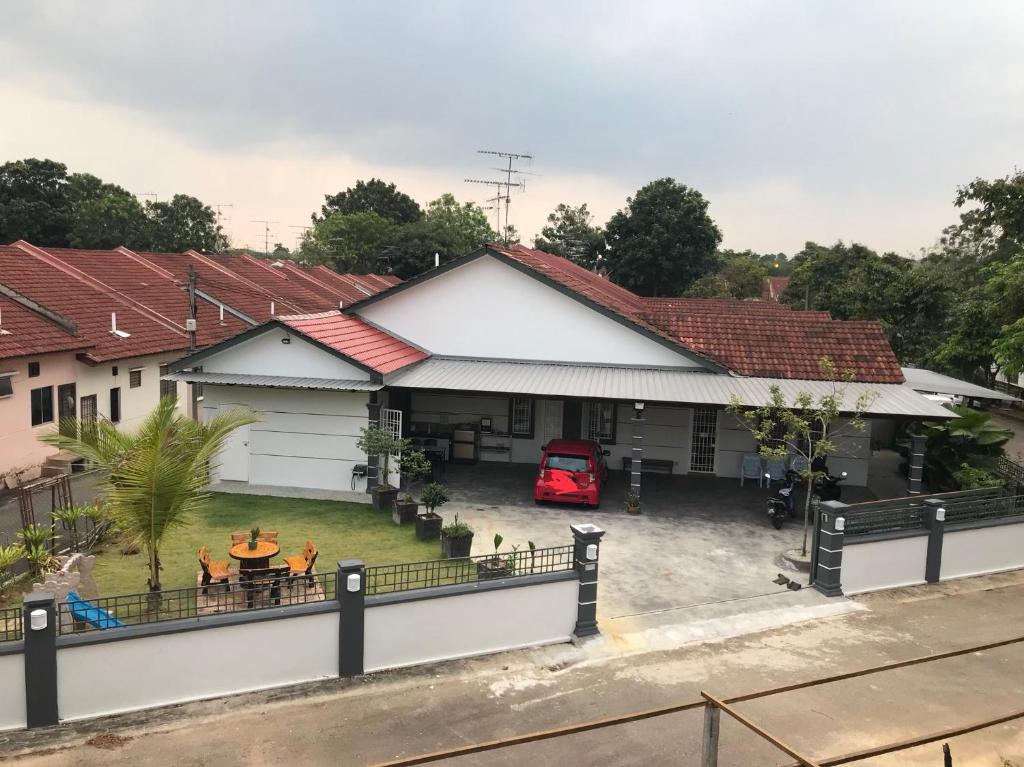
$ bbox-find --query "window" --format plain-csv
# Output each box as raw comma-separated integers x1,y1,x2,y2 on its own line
0,374,13,398
129,368,142,388
583,401,616,443
159,364,178,400
111,366,118,377
110,387,121,423
544,453,590,473
31,386,53,426
28,361,40,378
509,397,533,438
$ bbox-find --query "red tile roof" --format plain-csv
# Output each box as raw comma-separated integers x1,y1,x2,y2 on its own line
0,295,89,360
279,311,427,375
495,244,903,383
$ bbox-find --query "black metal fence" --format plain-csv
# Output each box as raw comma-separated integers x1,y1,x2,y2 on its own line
996,455,1024,494
365,545,575,596
842,487,1024,538
55,571,337,635
0,606,22,643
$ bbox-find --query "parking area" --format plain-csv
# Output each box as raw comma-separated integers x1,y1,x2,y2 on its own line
440,463,877,621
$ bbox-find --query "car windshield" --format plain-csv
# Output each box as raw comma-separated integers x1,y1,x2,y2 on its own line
545,454,590,473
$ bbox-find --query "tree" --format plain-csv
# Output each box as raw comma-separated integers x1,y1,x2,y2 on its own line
67,173,151,249
423,193,496,257
603,178,722,296
356,426,408,490
41,397,258,592
920,405,1012,490
953,170,1024,260
0,158,73,246
726,358,877,556
300,211,398,273
317,178,422,225
378,218,449,278
534,203,606,270
270,242,291,259
145,194,223,253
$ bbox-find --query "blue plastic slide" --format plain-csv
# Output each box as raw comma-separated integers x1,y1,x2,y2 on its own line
66,591,126,629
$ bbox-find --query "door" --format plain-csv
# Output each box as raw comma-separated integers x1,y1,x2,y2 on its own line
562,400,582,441
689,407,718,473
542,400,563,446
218,406,251,482
79,394,97,443
57,383,76,437
380,407,403,486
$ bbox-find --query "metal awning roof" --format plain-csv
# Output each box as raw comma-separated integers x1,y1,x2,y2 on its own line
901,367,1018,402
386,358,954,418
162,371,382,392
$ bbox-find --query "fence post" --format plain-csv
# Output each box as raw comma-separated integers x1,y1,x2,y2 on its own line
812,501,847,597
337,560,365,677
701,702,721,767
570,523,605,639
630,406,645,502
907,433,926,495
23,592,58,728
923,498,946,584
365,394,382,494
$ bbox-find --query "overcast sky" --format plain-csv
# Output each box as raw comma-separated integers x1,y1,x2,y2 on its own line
1,1,1021,256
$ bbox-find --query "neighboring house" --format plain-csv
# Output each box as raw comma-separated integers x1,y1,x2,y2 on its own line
761,276,790,302
0,292,90,482
168,244,952,496
0,240,396,477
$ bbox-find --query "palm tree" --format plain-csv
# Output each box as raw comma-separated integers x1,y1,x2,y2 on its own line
42,397,258,593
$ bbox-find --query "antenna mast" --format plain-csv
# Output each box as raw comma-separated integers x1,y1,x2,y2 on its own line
249,219,280,258
465,149,533,244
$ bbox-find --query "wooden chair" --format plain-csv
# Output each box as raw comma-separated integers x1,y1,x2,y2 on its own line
197,546,233,595
238,565,291,608
258,530,279,542
284,540,319,587
230,531,248,545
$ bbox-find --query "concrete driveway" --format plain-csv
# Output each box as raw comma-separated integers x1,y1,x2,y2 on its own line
441,464,868,643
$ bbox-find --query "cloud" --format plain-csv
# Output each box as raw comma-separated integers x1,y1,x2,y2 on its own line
1,0,1022,253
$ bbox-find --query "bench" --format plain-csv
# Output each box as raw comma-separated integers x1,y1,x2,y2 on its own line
621,457,674,475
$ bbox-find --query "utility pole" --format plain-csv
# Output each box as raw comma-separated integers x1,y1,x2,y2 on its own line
186,264,198,352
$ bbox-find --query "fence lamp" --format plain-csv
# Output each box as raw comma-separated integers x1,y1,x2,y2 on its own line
30,609,47,631
346,573,361,593
936,507,946,522
585,544,598,561
634,401,645,418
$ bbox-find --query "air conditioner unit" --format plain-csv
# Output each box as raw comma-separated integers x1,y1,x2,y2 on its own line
185,319,197,332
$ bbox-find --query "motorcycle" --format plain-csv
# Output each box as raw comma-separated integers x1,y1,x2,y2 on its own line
765,470,800,530
812,460,848,503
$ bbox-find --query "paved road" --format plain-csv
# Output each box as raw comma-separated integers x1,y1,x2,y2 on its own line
5,571,1024,766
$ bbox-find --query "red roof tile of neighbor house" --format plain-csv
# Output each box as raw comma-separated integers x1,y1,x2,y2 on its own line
0,294,89,360
279,311,428,375
0,244,190,362
491,244,903,383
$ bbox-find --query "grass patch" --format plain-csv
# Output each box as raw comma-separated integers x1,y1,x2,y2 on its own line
90,492,441,597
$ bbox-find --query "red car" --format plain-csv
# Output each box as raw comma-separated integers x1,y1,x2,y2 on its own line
534,439,610,508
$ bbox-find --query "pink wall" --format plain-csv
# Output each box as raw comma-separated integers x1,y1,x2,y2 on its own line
0,352,79,479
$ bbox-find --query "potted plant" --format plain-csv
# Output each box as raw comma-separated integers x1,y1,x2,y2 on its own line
248,527,260,550
393,449,432,525
416,482,449,540
356,426,409,511
477,534,522,580
440,513,474,559
625,490,641,515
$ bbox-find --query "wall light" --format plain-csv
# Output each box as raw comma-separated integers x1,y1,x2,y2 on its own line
585,543,598,561
281,336,291,345
346,573,361,593
835,516,846,532
936,507,946,522
30,609,47,631
634,401,645,412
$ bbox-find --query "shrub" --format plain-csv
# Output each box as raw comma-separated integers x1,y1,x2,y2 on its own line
420,483,450,514
441,513,473,539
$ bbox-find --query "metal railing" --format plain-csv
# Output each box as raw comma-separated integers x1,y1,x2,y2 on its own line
841,487,1020,537
365,545,575,596
56,571,337,636
0,606,22,643
996,455,1024,492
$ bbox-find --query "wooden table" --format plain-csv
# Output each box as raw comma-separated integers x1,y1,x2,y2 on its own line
229,540,280,570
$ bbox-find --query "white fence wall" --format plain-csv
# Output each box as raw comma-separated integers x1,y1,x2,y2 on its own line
940,520,1024,581
0,652,26,731
841,535,928,595
363,577,578,672
57,611,338,721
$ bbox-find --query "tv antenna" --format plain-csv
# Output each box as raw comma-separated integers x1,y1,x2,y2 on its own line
289,225,312,258
250,219,279,258
466,149,533,244
212,203,233,226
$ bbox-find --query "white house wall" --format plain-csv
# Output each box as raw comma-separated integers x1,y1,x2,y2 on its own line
76,351,185,431
357,255,704,368
203,385,370,492
0,652,26,731
198,329,371,380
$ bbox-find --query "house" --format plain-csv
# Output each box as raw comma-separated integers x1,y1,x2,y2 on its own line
0,240,396,478
167,244,952,497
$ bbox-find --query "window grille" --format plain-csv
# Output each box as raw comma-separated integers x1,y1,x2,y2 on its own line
511,397,533,436
583,401,616,442
109,387,121,423
129,369,142,388
690,407,717,473
159,364,178,400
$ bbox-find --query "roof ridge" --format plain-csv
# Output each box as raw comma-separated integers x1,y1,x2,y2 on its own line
14,241,188,337
183,250,306,315
278,309,342,321
0,282,80,336
115,246,179,282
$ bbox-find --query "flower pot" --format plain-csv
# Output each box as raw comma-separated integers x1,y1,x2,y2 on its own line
372,486,399,512
441,531,473,559
247,540,258,550
393,499,419,526
625,502,641,515
415,512,443,541
476,557,508,581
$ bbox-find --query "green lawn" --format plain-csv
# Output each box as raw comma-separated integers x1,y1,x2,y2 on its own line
92,493,442,597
